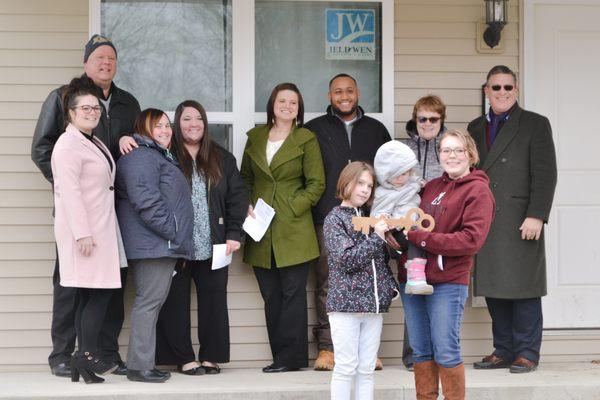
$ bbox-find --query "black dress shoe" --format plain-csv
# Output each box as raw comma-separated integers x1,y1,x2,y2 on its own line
112,360,127,375
50,362,71,378
262,364,299,373
473,354,511,369
152,368,170,377
202,365,220,375
177,365,206,375
127,369,171,383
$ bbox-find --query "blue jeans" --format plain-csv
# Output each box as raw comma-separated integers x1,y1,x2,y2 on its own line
400,283,468,368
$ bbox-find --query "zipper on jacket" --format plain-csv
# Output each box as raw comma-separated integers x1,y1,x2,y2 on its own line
168,213,178,250
206,176,215,242
372,259,380,314
423,141,429,179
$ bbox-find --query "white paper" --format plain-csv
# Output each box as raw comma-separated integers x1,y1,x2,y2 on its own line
211,244,232,270
242,198,276,242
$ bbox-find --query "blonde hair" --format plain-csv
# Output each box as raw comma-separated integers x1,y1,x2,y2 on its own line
438,129,480,166
336,161,376,204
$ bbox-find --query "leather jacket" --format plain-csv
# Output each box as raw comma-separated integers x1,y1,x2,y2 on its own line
31,75,140,184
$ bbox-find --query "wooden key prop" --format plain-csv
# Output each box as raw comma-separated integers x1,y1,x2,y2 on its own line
351,208,435,235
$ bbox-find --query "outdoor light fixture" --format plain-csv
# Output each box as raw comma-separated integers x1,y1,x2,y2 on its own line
483,0,508,48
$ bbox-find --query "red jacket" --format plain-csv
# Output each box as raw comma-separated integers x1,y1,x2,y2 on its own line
399,169,495,285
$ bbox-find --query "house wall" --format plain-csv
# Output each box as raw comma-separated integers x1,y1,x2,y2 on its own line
0,0,597,371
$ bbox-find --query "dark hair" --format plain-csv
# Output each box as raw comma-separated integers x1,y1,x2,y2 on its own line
134,108,171,147
266,83,304,128
173,100,222,185
486,65,517,85
329,73,357,88
336,161,376,205
61,75,101,128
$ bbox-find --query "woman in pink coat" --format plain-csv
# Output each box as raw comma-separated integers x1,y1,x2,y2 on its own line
51,77,122,384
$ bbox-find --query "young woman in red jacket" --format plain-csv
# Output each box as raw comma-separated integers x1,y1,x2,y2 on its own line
397,129,495,400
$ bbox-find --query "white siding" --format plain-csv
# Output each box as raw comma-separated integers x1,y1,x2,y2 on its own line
0,0,89,370
0,0,597,371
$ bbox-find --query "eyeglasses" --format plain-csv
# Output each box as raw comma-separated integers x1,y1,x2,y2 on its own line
417,116,441,124
73,105,102,114
490,84,514,92
440,147,466,156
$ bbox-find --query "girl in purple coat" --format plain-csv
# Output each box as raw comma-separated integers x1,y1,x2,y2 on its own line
324,161,399,400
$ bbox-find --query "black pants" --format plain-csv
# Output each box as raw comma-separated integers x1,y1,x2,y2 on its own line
75,288,112,353
486,297,543,363
253,258,310,369
156,259,230,365
48,255,127,367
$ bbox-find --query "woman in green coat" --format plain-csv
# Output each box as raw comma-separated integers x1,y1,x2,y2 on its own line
241,83,325,373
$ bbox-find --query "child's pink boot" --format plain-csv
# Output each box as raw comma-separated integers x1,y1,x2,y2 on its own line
405,258,434,295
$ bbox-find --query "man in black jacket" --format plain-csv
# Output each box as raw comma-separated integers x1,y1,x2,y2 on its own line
31,34,140,377
305,74,391,370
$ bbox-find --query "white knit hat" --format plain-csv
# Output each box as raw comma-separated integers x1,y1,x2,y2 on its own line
373,140,418,186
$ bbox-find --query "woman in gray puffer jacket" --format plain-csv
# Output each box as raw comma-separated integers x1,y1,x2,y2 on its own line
115,108,193,383
404,95,447,183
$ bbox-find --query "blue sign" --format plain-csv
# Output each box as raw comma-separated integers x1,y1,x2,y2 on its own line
326,9,375,60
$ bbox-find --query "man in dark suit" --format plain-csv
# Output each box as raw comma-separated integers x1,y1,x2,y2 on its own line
469,65,557,374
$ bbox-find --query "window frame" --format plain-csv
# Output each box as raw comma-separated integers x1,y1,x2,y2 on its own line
89,0,394,163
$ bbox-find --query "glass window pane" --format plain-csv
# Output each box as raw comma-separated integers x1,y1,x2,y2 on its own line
209,124,232,152
101,0,232,112
255,1,382,113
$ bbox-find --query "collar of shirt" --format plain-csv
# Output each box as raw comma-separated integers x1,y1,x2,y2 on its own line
333,107,363,126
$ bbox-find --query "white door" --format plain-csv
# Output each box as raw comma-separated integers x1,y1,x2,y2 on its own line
524,0,600,328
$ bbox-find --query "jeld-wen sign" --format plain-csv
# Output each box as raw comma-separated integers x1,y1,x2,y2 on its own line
325,9,376,60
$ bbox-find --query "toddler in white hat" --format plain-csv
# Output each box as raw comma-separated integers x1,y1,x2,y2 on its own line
371,140,433,295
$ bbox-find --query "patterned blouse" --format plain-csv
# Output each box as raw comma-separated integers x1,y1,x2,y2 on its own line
191,161,212,260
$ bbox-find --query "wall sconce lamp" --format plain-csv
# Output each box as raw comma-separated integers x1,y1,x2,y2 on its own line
484,0,508,48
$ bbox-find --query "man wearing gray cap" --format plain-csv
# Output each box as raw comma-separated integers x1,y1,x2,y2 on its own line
31,34,140,377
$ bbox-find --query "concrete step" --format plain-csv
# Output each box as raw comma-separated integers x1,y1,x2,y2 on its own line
2,363,599,400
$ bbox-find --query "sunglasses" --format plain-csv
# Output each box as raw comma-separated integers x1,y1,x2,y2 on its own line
417,116,441,124
490,84,514,92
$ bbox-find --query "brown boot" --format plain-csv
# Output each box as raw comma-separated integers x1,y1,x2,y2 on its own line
375,357,383,371
438,363,465,400
314,350,334,371
413,360,439,400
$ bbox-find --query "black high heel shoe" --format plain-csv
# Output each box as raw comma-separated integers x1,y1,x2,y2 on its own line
78,352,118,375
70,357,104,384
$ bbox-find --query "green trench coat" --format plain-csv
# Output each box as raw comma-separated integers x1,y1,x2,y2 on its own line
468,105,557,299
241,125,325,268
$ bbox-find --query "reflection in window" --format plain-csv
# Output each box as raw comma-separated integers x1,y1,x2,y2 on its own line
208,124,232,152
255,1,382,113
101,0,232,112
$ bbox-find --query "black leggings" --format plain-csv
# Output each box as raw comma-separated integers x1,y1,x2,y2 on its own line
74,288,112,354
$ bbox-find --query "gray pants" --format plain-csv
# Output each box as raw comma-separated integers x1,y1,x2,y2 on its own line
127,257,176,370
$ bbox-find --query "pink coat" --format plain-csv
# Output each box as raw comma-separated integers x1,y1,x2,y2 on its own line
51,124,121,288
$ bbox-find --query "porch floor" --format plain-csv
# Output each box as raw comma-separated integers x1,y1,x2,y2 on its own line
1,362,599,400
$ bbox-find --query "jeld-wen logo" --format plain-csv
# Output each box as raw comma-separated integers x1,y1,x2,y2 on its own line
325,9,375,60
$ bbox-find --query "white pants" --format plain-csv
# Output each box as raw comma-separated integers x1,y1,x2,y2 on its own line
329,312,384,400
